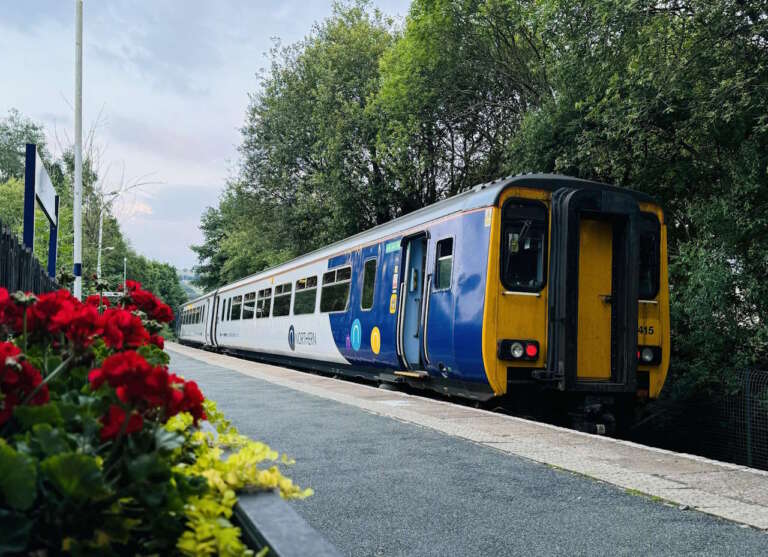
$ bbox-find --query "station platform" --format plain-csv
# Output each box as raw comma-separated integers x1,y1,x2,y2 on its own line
167,342,768,555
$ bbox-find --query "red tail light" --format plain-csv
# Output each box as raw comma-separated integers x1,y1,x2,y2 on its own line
525,342,538,358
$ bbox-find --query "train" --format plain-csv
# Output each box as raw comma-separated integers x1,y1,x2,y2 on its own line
177,174,670,431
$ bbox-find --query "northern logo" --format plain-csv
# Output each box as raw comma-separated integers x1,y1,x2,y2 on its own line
288,325,295,351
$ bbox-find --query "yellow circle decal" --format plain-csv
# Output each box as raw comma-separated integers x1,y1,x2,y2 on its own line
370,326,381,355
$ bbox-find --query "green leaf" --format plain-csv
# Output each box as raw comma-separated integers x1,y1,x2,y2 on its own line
154,427,185,453
137,343,170,366
0,439,37,510
14,402,63,429
0,508,33,553
29,423,73,457
126,453,170,483
40,452,109,502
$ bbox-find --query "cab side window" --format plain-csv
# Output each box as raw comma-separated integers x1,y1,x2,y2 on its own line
639,213,660,299
501,200,547,291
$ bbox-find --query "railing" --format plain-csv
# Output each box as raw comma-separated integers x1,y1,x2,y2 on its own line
0,220,58,293
631,369,768,471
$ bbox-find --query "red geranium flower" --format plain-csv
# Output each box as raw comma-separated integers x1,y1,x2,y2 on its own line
148,334,164,349
0,341,49,425
100,308,150,349
26,289,76,336
89,351,205,424
99,404,143,440
0,288,24,333
84,294,111,308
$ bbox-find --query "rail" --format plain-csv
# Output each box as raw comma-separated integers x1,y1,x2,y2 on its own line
0,219,58,293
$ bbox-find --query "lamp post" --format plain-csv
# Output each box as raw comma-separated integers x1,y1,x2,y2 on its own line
123,256,127,288
73,0,84,300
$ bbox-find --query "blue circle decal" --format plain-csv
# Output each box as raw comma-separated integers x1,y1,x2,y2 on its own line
288,325,295,351
350,319,362,351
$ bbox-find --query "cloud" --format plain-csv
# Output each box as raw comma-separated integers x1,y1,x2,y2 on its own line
1,0,414,270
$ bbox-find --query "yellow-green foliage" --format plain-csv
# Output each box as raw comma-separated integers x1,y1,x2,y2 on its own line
168,401,312,556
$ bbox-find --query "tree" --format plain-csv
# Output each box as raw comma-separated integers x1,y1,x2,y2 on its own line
0,109,48,182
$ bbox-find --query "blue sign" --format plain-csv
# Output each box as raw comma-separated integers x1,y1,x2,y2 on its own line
288,325,295,351
23,143,59,278
350,318,362,351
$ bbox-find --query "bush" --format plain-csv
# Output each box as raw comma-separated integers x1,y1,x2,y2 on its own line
0,282,310,555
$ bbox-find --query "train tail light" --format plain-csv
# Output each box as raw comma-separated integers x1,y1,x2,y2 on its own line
498,340,540,361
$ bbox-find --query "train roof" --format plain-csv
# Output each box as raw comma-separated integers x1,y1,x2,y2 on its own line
185,173,659,302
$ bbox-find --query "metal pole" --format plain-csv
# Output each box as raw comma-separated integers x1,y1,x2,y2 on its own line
123,256,127,288
73,0,84,300
96,204,103,279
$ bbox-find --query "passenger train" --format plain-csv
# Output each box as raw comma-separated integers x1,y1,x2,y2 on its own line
178,174,670,428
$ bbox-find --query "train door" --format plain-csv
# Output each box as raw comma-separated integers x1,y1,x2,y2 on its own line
398,234,427,369
210,295,220,348
547,188,639,392
576,217,614,379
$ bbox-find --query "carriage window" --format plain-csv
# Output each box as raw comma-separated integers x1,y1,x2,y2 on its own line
256,288,272,318
361,259,377,310
639,213,660,299
501,201,547,291
321,266,351,312
231,295,242,321
294,276,317,315
242,292,256,319
273,283,292,317
435,239,453,290
227,298,232,320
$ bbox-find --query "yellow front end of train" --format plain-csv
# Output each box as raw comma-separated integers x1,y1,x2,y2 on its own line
482,181,670,403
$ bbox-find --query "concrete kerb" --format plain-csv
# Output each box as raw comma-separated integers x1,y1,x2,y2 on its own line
167,342,768,531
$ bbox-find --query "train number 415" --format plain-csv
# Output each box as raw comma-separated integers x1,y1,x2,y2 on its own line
638,325,655,335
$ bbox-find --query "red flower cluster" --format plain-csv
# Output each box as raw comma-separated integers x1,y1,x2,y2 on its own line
0,342,49,425
0,288,24,332
123,281,174,323
0,288,164,351
101,308,149,350
89,351,205,439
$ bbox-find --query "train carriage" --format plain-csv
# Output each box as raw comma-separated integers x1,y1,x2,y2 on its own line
178,174,670,428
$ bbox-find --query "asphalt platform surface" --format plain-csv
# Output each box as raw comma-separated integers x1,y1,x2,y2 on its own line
170,350,768,556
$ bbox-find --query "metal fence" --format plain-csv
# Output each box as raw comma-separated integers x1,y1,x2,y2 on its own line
630,369,768,471
0,220,59,294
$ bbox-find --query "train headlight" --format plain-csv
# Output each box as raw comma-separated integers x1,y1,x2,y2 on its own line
510,342,525,359
637,346,662,365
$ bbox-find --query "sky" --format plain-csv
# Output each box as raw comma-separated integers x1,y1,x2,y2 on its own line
0,0,412,270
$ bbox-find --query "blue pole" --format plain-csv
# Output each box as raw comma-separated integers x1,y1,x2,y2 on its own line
47,195,59,278
23,143,36,250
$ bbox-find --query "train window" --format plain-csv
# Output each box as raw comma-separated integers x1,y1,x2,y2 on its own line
639,213,660,299
226,298,232,321
294,276,317,315
501,200,547,292
435,239,453,290
256,288,272,318
273,283,292,317
321,266,351,312
361,259,377,310
242,292,256,319
231,296,242,321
